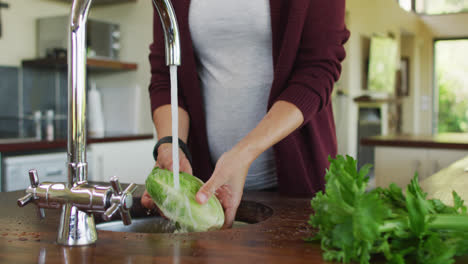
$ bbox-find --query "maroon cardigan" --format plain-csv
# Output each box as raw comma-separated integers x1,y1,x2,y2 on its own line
149,0,350,197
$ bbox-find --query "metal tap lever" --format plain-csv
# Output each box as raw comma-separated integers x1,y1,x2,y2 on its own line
103,177,138,225
17,170,46,219
29,169,39,187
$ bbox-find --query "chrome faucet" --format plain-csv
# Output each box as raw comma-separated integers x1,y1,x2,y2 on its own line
152,0,181,66
16,0,181,246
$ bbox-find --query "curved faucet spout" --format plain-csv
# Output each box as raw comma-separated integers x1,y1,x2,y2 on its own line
70,0,93,31
68,0,93,185
15,0,182,247
152,0,181,66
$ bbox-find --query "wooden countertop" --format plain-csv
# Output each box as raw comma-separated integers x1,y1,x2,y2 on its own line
0,188,325,264
2,186,468,263
361,133,468,150
0,134,153,153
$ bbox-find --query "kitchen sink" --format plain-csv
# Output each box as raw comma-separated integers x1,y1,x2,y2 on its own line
95,199,273,233
97,216,177,233
96,216,249,233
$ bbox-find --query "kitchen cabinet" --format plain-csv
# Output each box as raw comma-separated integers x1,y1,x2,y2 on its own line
2,152,68,192
22,58,137,73
20,58,138,139
87,139,155,184
375,146,468,188
0,135,153,191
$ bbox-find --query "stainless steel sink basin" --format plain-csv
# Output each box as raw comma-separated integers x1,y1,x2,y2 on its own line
96,216,249,233
95,200,271,233
97,216,177,233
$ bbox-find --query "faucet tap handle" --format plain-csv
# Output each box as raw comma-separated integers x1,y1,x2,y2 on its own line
17,193,34,207
17,170,46,219
17,169,40,207
110,176,123,195
119,182,138,225
29,169,40,187
103,177,138,225
38,208,46,219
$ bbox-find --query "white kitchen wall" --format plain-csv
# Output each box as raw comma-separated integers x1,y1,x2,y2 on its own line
89,1,154,135
0,0,154,135
337,0,435,157
422,13,468,38
0,0,68,66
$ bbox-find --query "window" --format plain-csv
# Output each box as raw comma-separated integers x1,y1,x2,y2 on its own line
367,36,399,94
435,39,468,133
416,0,468,15
398,0,413,11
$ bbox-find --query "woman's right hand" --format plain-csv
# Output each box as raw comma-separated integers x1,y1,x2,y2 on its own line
141,143,193,210
154,143,193,175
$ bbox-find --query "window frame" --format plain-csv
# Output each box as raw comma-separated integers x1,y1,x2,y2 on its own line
416,0,468,16
397,0,416,12
432,37,468,134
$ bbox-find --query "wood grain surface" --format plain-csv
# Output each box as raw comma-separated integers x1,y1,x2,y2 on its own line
0,187,326,264
2,187,468,263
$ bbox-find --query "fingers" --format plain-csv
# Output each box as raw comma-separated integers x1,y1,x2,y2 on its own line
141,190,170,220
141,190,156,210
223,206,237,229
153,204,168,219
180,157,193,175
196,171,225,205
154,161,160,168
156,144,193,174
157,157,174,171
215,185,238,229
215,184,233,205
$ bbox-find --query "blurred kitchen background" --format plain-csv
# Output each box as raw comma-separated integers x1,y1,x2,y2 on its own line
0,0,467,191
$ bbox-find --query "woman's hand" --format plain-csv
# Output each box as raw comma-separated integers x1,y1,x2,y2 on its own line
195,101,304,228
141,143,193,210
155,143,193,175
195,148,251,229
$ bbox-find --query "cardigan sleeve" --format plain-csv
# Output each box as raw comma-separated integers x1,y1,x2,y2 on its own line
148,7,188,116
275,0,350,125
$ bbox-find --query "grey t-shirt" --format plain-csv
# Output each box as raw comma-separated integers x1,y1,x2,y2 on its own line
189,0,277,190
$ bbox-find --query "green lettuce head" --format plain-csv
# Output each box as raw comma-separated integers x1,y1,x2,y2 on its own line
145,167,224,232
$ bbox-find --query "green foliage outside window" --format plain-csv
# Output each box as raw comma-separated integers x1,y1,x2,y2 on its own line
368,36,398,94
437,40,468,133
419,0,468,14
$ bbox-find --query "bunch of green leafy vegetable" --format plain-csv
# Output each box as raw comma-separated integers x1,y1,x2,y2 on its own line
146,167,224,232
307,155,468,264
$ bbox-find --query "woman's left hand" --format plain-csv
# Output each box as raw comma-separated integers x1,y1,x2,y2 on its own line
195,101,305,228
195,148,250,229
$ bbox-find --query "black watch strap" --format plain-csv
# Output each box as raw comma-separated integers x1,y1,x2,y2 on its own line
153,136,193,165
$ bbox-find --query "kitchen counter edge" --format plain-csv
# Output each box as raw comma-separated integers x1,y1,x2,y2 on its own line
0,134,154,153
361,133,468,150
